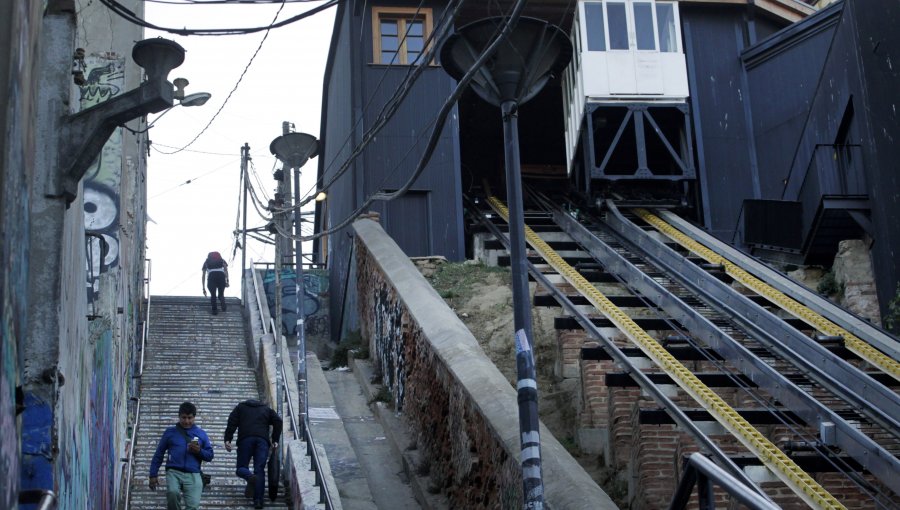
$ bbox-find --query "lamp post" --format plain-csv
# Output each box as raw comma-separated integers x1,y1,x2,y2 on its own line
441,17,571,509
270,130,319,436
131,92,212,133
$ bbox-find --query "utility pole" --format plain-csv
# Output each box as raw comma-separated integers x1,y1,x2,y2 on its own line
269,127,319,437
240,143,250,300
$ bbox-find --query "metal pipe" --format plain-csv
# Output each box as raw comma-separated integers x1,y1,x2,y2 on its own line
123,267,152,510
500,99,544,508
241,143,250,300
673,454,780,510
251,261,332,510
293,166,308,436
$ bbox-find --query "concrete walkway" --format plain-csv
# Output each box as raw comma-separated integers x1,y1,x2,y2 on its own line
303,348,430,510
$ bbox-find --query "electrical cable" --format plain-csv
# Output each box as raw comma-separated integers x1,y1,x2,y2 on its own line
230,151,245,262
149,158,240,198
98,0,337,36
152,2,288,154
277,0,529,242
144,0,322,4
289,0,465,211
149,142,237,156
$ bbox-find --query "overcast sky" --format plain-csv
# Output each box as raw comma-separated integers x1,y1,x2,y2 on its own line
142,1,335,297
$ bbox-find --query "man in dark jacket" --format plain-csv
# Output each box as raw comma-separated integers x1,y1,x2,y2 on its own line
149,402,214,510
224,398,283,509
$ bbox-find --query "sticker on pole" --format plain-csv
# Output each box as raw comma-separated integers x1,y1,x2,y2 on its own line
515,329,531,354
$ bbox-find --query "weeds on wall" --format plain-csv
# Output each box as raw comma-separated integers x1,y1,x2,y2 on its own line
330,329,368,368
368,385,393,408
817,269,843,298
428,262,510,303
886,283,900,334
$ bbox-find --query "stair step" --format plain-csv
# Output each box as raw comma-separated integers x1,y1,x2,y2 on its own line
129,297,284,509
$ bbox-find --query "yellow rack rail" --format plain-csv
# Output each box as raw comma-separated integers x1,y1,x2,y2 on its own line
633,208,900,384
488,196,844,510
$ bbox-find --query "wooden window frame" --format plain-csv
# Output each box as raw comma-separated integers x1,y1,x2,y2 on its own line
372,6,434,65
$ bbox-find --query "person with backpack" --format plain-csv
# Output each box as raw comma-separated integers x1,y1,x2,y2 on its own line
223,398,283,509
201,251,229,314
148,402,214,510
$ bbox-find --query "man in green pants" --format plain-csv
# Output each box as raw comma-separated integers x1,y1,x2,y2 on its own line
149,402,214,510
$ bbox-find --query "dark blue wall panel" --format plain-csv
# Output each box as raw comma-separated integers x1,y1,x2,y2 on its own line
359,2,463,260
318,0,464,339
320,2,359,337
743,9,838,200
682,6,759,239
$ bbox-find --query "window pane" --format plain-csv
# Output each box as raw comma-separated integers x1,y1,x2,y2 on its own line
607,3,629,50
656,3,677,52
584,3,606,51
382,35,398,52
634,2,655,50
381,19,398,36
381,50,397,64
407,20,423,37
407,36,424,55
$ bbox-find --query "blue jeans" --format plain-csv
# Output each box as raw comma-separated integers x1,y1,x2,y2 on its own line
236,436,269,503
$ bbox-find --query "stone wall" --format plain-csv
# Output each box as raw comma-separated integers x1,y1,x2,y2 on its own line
353,218,616,510
832,239,882,325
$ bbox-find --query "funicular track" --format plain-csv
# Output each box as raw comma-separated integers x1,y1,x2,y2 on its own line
468,191,900,509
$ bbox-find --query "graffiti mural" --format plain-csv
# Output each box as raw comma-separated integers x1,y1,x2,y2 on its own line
263,268,299,336
372,282,406,410
77,54,125,302
1,3,43,507
262,268,331,341
303,269,330,345
56,320,127,509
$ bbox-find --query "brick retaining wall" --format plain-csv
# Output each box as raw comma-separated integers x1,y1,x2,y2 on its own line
353,218,617,510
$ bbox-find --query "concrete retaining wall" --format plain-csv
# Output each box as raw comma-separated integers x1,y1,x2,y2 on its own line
353,218,617,510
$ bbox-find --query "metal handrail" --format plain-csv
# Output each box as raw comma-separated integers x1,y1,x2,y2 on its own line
122,262,152,510
251,264,333,509
18,489,56,510
669,454,779,510
302,413,335,509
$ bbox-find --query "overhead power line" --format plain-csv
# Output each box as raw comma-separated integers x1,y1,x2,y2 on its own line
277,0,530,243
286,0,465,212
98,0,337,36
151,1,287,154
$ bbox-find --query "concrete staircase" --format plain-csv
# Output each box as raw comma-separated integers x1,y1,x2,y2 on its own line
129,295,281,509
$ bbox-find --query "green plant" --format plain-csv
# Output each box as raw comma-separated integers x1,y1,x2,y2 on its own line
817,269,843,297
429,262,510,304
329,330,365,368
885,283,900,334
558,436,579,455
369,385,393,407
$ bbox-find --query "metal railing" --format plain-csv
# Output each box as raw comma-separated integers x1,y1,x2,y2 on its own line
18,489,56,510
122,259,152,510
250,265,334,510
668,454,779,510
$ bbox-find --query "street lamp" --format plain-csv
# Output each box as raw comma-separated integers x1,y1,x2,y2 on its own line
269,131,319,437
134,91,211,133
441,16,571,509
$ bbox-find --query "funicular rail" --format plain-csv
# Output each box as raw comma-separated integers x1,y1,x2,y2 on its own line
476,193,900,509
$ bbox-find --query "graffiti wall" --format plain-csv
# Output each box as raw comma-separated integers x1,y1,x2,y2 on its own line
303,269,331,345
262,268,330,342
56,318,126,509
77,53,125,303
0,2,43,507
52,50,134,508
